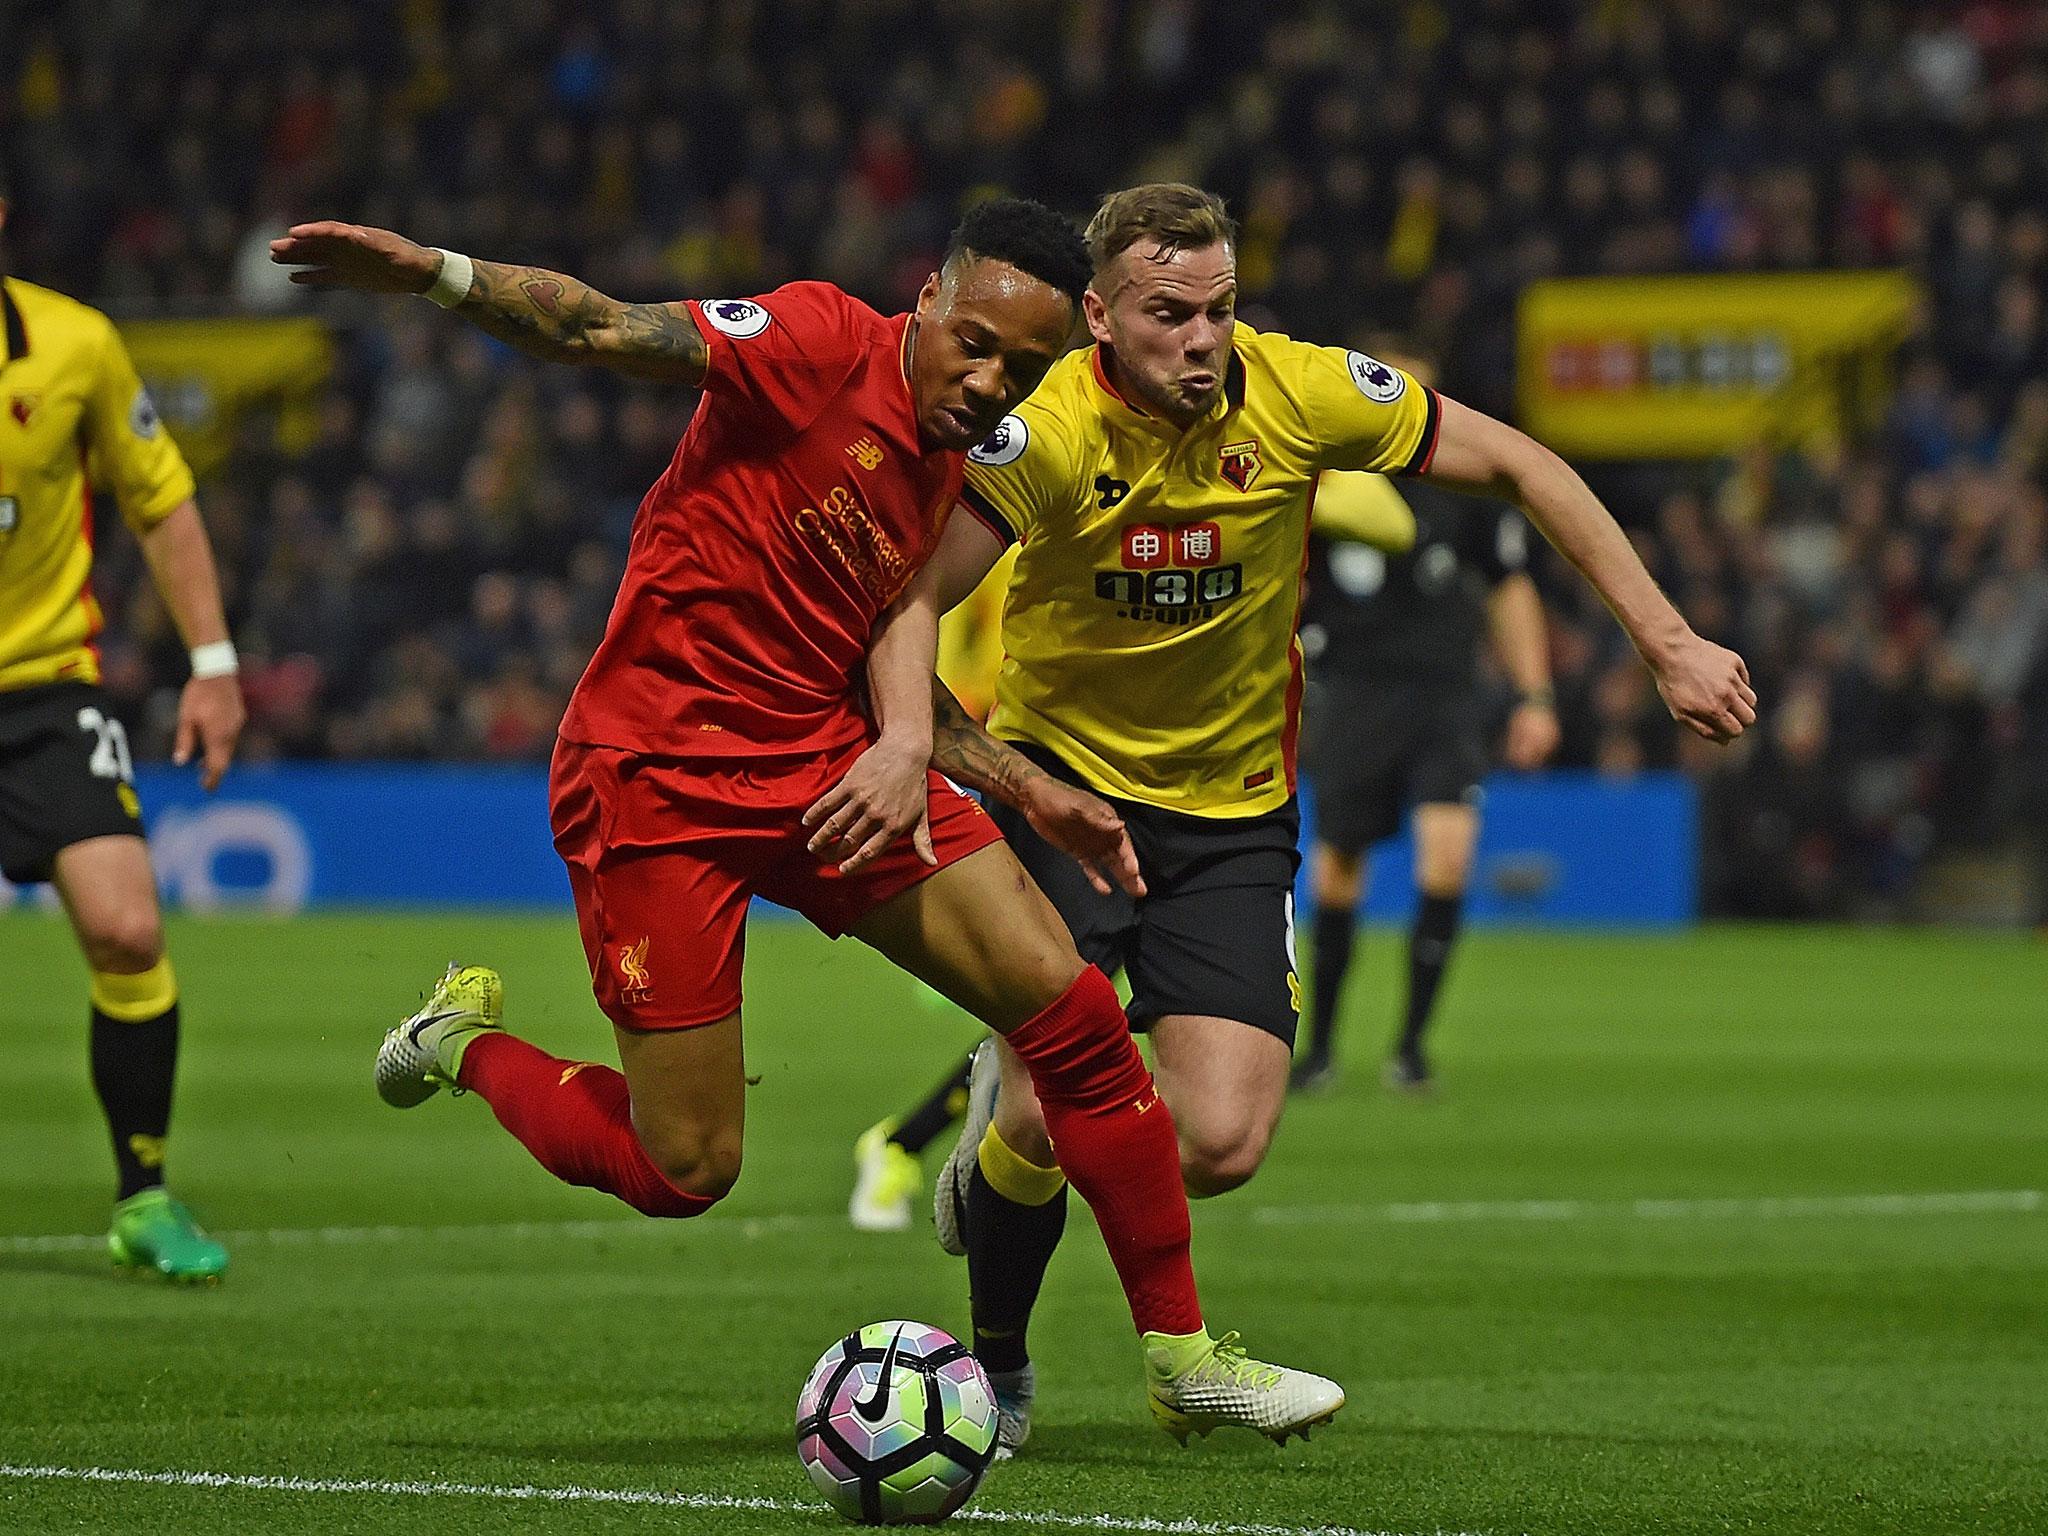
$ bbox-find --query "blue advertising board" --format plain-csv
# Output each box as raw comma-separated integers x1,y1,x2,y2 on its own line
1297,771,1697,926
0,766,1695,925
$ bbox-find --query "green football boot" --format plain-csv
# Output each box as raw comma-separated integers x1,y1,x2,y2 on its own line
108,1188,228,1284
375,963,504,1107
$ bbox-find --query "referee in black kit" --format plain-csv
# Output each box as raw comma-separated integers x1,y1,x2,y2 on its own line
1291,465,1559,1093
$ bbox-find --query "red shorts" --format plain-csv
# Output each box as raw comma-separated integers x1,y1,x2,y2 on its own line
549,736,1004,1030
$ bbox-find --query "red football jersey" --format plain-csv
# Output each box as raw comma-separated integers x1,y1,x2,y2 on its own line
558,282,965,759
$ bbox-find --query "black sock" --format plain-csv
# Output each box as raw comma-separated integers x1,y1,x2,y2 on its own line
1399,893,1465,1054
90,1003,180,1202
890,1052,976,1156
1305,904,1357,1062
966,1161,1067,1374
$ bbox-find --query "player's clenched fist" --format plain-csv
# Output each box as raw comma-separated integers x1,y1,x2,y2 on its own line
269,222,445,294
1652,633,1758,744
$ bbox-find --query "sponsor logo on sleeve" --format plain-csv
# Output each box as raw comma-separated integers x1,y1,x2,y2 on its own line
129,388,164,438
967,414,1028,467
1346,351,1406,404
701,299,772,339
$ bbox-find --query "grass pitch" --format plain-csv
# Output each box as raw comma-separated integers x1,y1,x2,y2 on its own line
0,914,2043,1535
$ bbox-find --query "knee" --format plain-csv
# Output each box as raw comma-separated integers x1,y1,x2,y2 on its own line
640,1129,744,1206
1178,1120,1272,1199
1312,846,1364,908
80,912,165,976
1416,853,1472,896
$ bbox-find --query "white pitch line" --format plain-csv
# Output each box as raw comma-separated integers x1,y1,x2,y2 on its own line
0,1464,1468,1536
0,1214,811,1256
1249,1188,2046,1226
1,1189,2038,1257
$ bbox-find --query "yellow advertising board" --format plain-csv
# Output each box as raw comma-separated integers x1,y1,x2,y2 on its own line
1517,273,1920,459
119,316,334,477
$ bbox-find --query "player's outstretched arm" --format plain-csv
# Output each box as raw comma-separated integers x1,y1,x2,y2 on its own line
269,222,708,385
1424,397,1757,743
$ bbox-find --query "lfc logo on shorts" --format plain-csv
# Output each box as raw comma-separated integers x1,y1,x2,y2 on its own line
616,936,653,1003
1219,439,1262,492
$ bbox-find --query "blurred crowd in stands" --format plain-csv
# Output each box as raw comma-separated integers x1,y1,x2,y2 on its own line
4,0,2044,917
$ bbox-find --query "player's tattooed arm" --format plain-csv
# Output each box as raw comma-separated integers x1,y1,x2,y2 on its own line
931,680,1146,899
457,262,709,384
269,222,709,385
929,678,1045,808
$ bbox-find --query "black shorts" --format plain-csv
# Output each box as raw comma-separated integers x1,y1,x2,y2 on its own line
987,744,1301,1048
0,682,146,884
1301,673,1488,857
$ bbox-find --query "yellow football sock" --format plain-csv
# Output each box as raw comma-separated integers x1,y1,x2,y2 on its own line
90,957,178,1022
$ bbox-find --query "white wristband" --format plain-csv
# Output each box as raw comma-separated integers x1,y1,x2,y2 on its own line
425,248,475,309
189,641,240,680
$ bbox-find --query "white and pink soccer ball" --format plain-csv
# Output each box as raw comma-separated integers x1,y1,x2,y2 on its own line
795,1320,999,1525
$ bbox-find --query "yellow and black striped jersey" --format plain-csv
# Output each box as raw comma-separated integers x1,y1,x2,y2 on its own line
959,325,1438,816
0,278,196,694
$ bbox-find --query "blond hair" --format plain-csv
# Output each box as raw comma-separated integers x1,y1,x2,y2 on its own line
1083,183,1237,276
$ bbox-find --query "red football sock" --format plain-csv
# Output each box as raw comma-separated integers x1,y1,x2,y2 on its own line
457,1033,713,1219
1002,966,1203,1337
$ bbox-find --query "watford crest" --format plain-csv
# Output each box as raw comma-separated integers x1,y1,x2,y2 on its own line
1219,439,1262,492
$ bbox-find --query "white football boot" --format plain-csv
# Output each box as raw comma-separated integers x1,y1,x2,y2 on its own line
1144,1330,1345,1446
931,1037,999,1257
375,963,503,1108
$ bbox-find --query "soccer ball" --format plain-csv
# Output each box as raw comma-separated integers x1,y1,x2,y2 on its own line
795,1320,999,1525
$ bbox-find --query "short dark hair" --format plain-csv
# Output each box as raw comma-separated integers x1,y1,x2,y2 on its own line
1085,183,1236,275
943,197,1090,310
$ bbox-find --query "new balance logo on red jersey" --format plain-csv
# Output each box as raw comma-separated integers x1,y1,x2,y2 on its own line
845,436,885,471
